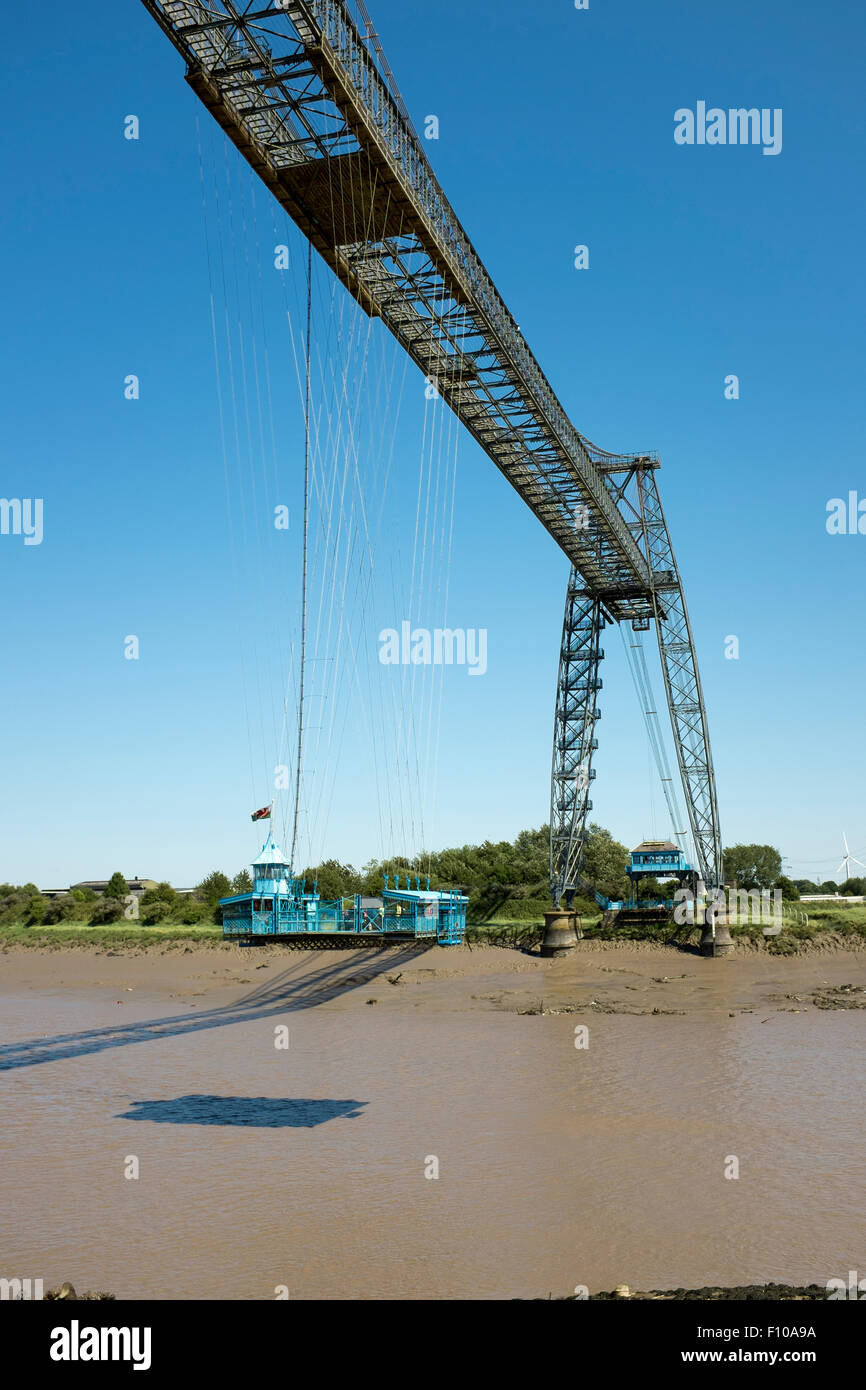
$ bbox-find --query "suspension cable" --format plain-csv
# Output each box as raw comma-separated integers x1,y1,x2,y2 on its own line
291,240,313,870
619,622,694,864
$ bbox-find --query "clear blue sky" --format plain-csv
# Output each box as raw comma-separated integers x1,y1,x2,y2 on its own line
1,0,864,889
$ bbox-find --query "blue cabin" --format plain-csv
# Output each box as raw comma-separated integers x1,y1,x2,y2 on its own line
626,839,693,891
219,833,467,946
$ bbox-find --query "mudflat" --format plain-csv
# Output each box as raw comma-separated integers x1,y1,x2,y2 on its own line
2,938,865,1019
2,940,865,1300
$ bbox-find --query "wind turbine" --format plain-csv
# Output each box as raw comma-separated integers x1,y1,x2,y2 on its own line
838,833,866,883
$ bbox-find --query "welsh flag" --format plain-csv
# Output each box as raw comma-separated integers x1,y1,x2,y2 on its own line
251,805,272,823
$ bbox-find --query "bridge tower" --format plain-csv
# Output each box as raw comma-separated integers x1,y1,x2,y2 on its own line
549,453,726,955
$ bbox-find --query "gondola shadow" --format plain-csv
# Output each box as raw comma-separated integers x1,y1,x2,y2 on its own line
116,1095,367,1128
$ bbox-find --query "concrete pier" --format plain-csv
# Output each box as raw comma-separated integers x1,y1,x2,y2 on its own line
541,909,581,957
700,921,733,957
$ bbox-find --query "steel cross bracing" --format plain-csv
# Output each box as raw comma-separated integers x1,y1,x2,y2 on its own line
139,0,723,891
635,468,723,891
549,459,723,899
549,582,604,907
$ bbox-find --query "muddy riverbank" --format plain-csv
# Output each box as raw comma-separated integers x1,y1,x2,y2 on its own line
2,939,865,1019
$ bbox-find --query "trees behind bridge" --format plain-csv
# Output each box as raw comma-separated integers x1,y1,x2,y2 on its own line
7,831,851,927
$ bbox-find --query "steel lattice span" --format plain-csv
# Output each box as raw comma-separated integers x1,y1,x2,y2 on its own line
139,0,726,949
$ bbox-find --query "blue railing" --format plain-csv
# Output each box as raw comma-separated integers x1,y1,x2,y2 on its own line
623,898,676,910
220,889,466,944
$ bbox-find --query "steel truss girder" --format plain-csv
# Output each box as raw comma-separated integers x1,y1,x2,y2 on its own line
549,579,604,904
139,0,657,619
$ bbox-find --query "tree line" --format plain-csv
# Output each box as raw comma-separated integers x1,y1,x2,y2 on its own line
0,870,255,928
1,830,855,929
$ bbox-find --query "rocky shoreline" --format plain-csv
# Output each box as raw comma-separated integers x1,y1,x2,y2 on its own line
580,1283,828,1301
37,1280,828,1302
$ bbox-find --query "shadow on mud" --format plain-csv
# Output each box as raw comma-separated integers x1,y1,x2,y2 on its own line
0,945,423,1074
116,1094,367,1128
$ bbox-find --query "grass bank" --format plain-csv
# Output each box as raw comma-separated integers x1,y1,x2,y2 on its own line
470,902,866,954
3,902,865,954
0,922,224,949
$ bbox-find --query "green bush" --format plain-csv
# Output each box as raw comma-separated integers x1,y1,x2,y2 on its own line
24,894,49,925
66,895,96,922
90,898,124,925
141,899,171,925
570,894,601,917
469,895,550,923
0,886,48,926
141,882,178,913
178,898,206,925
43,897,76,925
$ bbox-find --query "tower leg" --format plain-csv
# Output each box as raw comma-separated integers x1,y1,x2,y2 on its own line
549,574,604,908
636,467,725,914
697,881,733,956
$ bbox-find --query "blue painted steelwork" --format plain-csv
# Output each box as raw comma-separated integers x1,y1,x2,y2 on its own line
219,837,468,945
571,843,693,913
625,898,676,910
571,873,613,912
625,840,693,905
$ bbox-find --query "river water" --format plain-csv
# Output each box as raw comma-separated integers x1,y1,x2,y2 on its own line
1,976,864,1299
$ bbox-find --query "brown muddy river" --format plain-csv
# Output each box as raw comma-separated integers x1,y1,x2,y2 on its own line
1,951,864,1299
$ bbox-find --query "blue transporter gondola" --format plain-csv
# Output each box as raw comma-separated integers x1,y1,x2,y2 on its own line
219,834,468,946
625,839,694,904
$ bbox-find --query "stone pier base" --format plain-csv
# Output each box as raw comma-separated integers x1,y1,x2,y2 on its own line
541,909,581,957
700,921,733,957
